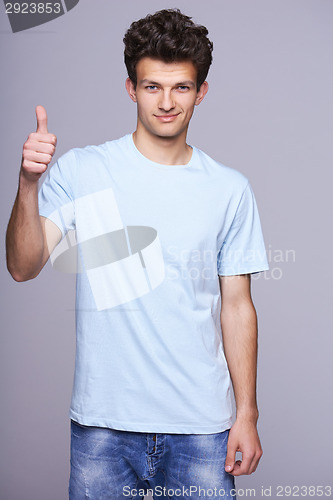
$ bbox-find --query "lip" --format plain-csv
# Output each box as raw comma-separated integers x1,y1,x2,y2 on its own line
154,114,180,122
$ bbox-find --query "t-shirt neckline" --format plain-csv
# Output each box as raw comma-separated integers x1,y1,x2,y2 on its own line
128,133,196,170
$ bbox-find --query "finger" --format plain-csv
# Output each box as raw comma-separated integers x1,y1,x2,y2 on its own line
28,132,57,146
229,460,242,476
229,456,253,477
24,150,53,165
238,455,253,475
225,443,237,473
25,140,55,156
248,450,263,475
248,459,258,475
36,105,48,134
21,159,48,174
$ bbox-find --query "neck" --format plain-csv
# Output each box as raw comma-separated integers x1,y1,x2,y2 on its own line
133,124,192,166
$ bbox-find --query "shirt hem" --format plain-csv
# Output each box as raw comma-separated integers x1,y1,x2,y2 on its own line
218,264,269,276
69,409,233,435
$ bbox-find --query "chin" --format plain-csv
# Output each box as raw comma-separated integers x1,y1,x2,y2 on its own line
152,126,187,140
156,132,184,140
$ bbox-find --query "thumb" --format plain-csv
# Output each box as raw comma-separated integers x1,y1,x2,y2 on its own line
36,105,48,134
225,443,236,473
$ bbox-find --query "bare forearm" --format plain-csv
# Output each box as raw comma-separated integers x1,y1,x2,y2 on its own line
219,275,263,476
6,173,44,281
221,299,259,421
7,106,57,281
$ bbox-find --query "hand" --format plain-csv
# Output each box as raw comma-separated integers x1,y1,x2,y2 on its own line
224,416,263,476
21,105,57,183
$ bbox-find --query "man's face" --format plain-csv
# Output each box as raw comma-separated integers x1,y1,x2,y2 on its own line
126,57,208,140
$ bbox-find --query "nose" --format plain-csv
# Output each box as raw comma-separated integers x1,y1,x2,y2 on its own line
158,90,175,112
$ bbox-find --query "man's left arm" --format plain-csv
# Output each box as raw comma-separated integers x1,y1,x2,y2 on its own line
219,273,263,476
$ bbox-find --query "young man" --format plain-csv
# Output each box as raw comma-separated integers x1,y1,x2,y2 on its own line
6,9,269,500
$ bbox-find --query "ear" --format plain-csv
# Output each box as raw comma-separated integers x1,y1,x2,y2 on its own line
195,81,209,106
125,77,137,103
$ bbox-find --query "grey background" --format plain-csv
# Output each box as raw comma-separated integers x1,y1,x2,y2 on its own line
1,0,332,499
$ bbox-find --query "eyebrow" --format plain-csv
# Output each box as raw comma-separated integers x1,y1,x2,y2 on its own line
139,79,196,88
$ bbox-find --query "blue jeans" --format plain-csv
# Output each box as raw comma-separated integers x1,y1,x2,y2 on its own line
69,420,236,499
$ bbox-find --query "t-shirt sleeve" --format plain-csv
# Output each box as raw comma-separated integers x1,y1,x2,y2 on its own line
38,149,76,239
217,182,269,276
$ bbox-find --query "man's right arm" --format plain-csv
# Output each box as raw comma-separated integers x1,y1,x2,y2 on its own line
6,105,61,282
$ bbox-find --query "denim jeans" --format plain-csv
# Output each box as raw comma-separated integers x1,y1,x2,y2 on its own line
69,419,236,499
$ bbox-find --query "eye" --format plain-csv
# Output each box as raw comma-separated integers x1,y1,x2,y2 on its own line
146,85,158,91
177,86,190,91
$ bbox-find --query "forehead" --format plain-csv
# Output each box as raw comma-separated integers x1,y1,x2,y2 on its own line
136,57,197,85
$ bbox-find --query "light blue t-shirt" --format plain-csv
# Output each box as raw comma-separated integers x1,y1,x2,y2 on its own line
38,133,269,434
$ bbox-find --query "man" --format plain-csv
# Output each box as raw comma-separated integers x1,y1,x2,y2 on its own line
6,8,269,500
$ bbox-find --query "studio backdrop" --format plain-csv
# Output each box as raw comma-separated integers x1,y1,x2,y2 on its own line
1,1,332,499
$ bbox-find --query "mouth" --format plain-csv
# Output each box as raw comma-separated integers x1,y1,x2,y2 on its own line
154,113,180,122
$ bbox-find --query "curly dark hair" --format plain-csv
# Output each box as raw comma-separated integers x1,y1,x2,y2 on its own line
123,9,213,90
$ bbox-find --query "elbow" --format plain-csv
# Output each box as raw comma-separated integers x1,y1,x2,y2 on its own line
9,270,23,282
9,270,39,282
6,244,44,282
7,267,29,282
12,273,32,283
6,260,39,282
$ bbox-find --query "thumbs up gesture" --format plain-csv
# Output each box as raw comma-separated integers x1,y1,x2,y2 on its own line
21,105,57,182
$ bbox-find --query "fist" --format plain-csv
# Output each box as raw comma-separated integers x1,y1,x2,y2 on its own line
21,105,57,182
